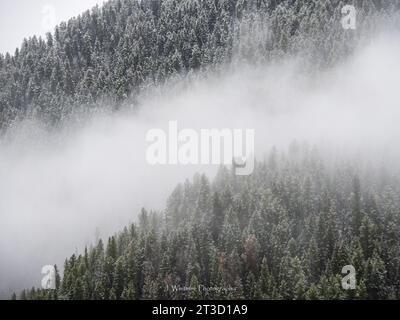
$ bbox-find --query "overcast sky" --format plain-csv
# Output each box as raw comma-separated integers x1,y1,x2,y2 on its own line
0,0,106,54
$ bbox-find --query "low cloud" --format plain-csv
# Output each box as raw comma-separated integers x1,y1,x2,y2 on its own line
1,31,400,296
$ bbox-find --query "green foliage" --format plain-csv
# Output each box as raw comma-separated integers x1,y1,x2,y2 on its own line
0,0,395,129
17,147,400,300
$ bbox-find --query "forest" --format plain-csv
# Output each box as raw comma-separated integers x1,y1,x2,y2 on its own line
15,146,400,300
0,0,398,128
3,0,400,300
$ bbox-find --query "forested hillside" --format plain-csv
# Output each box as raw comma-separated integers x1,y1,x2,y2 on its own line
0,0,398,128
5,0,400,301
16,146,400,300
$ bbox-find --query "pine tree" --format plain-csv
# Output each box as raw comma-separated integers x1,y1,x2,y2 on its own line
15,146,400,300
352,175,363,235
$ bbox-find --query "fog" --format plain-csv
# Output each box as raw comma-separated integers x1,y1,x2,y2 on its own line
1,31,400,297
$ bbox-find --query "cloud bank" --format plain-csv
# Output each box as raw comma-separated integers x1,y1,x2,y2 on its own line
1,31,400,296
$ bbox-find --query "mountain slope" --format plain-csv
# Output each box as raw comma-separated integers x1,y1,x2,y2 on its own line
17,147,400,300
0,0,397,128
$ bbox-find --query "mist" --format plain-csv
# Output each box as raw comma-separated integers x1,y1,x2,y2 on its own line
1,30,400,297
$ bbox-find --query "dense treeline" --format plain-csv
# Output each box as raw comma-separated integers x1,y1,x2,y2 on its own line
16,145,400,300
0,0,398,128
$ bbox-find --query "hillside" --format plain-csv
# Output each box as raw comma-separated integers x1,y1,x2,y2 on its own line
4,0,400,301
16,147,400,300
0,0,397,128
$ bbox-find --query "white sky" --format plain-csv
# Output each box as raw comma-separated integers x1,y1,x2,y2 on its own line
0,0,106,54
